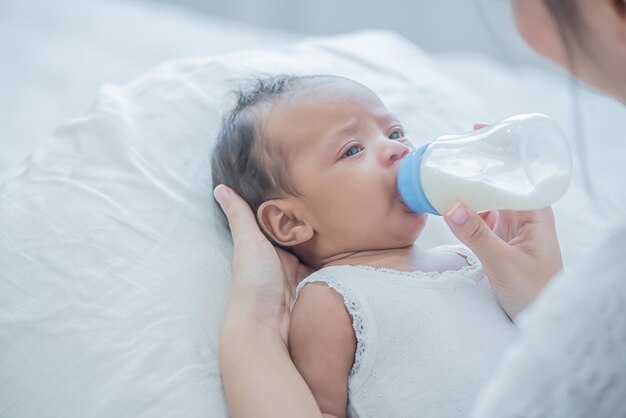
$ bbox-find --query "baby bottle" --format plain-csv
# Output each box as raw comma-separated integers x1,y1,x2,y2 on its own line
397,113,572,215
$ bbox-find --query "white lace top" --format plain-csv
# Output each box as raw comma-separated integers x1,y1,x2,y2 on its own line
294,245,518,418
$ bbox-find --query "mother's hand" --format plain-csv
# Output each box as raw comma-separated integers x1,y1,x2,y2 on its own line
214,184,322,418
444,202,562,320
214,184,315,345
441,123,564,320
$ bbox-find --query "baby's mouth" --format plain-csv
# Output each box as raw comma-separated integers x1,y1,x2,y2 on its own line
393,189,411,211
393,176,403,202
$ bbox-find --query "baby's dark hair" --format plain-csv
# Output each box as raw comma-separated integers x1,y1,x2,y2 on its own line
211,73,339,247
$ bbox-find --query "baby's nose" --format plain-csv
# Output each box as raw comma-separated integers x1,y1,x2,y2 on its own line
384,141,410,164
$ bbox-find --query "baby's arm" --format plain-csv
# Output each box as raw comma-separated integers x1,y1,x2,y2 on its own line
289,283,356,418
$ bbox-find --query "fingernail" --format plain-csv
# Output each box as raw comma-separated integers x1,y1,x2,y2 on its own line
446,202,468,226
213,184,231,206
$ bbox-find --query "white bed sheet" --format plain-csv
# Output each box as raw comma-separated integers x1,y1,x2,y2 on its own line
0,0,298,179
1,28,497,417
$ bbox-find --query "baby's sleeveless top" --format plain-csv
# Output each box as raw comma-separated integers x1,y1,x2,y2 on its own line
294,245,518,418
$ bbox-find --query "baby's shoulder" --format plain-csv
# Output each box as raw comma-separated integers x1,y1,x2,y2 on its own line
296,280,342,303
293,280,347,317
294,266,356,299
289,281,355,349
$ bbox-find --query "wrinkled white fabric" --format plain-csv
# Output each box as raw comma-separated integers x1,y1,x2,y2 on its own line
295,245,518,418
0,0,297,178
0,30,495,418
472,227,626,418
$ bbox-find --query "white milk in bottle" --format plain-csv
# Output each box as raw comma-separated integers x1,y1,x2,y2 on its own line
397,113,572,214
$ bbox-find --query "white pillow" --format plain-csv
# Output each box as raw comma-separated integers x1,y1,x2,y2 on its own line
0,31,494,417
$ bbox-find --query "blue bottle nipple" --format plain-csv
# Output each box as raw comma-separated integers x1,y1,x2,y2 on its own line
397,143,440,215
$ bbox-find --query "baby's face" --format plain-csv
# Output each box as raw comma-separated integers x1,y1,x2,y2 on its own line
265,79,427,255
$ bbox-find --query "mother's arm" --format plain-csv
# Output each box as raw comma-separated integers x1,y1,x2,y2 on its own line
214,184,323,418
219,310,323,418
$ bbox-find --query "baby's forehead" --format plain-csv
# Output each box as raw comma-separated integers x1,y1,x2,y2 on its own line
293,77,381,103
265,79,390,132
259,77,395,159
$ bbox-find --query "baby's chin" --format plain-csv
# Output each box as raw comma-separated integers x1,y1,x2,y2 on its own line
406,210,428,229
392,212,428,244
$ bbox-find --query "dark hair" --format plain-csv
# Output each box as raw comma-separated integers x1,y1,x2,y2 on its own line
211,74,336,247
542,0,611,209
543,0,583,38
543,0,585,69
543,0,626,69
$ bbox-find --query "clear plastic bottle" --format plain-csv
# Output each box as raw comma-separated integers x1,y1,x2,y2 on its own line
397,113,573,215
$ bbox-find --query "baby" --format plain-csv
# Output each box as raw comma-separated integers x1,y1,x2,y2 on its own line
212,75,517,418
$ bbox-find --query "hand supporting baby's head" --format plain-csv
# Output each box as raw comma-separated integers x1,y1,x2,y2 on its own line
212,74,426,268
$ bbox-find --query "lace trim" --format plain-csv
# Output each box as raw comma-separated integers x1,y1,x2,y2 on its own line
295,273,366,377
326,244,481,281
293,246,479,378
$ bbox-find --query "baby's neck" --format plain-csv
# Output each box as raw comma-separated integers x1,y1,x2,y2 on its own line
319,244,468,274
320,245,422,272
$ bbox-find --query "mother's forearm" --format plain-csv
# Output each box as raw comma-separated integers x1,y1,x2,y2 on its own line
219,313,323,418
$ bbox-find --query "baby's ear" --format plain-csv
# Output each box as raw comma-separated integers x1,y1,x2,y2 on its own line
257,199,313,247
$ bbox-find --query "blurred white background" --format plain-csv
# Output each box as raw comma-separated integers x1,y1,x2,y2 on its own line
146,0,533,63
1,0,545,178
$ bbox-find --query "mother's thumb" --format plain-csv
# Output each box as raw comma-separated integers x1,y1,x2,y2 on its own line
443,201,505,260
213,184,257,241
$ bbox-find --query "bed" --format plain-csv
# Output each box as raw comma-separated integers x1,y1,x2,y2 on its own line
2,0,625,417
0,0,298,179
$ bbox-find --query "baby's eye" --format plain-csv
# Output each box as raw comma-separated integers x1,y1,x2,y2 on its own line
388,129,405,140
343,145,363,158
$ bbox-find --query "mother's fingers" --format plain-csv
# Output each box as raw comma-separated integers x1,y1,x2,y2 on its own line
479,210,498,231
214,184,265,245
443,201,510,261
276,248,315,294
473,123,488,130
